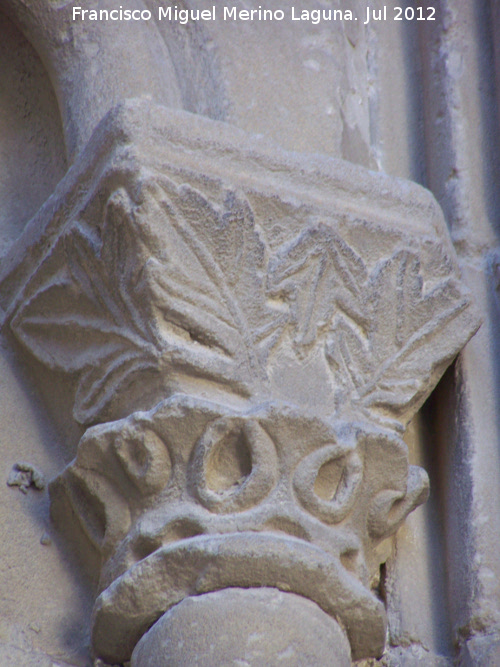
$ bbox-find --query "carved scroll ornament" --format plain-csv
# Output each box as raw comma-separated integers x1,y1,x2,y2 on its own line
0,100,479,664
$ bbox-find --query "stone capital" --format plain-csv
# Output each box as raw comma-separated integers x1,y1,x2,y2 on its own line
0,98,480,664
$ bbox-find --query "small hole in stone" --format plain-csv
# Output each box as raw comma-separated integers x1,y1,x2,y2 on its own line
127,439,148,469
132,535,162,561
340,547,359,574
314,458,343,501
206,427,252,492
132,519,204,561
72,475,106,545
377,561,387,605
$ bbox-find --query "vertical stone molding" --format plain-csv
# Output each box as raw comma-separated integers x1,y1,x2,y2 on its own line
0,99,479,664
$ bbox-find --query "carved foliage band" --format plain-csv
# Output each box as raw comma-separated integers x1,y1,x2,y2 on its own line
7,100,478,431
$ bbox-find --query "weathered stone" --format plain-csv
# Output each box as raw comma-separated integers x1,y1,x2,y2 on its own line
0,2,496,665
130,588,352,667
0,96,479,663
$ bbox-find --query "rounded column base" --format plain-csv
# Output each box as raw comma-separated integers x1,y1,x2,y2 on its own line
131,587,351,666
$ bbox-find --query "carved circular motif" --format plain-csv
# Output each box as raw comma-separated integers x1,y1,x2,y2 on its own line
191,417,278,513
293,445,363,524
113,424,172,495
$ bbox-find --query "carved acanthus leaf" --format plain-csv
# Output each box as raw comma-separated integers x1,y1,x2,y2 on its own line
267,224,368,348
141,177,286,378
5,100,479,427
11,190,162,422
11,177,287,422
269,227,470,424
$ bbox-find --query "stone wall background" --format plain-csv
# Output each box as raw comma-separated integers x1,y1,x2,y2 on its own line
0,1,499,664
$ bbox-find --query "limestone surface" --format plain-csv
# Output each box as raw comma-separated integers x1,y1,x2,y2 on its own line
0,2,497,665
0,98,479,663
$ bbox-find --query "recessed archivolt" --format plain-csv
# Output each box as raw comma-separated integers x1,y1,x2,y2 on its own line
0,9,66,254
1,0,183,160
2,0,227,164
